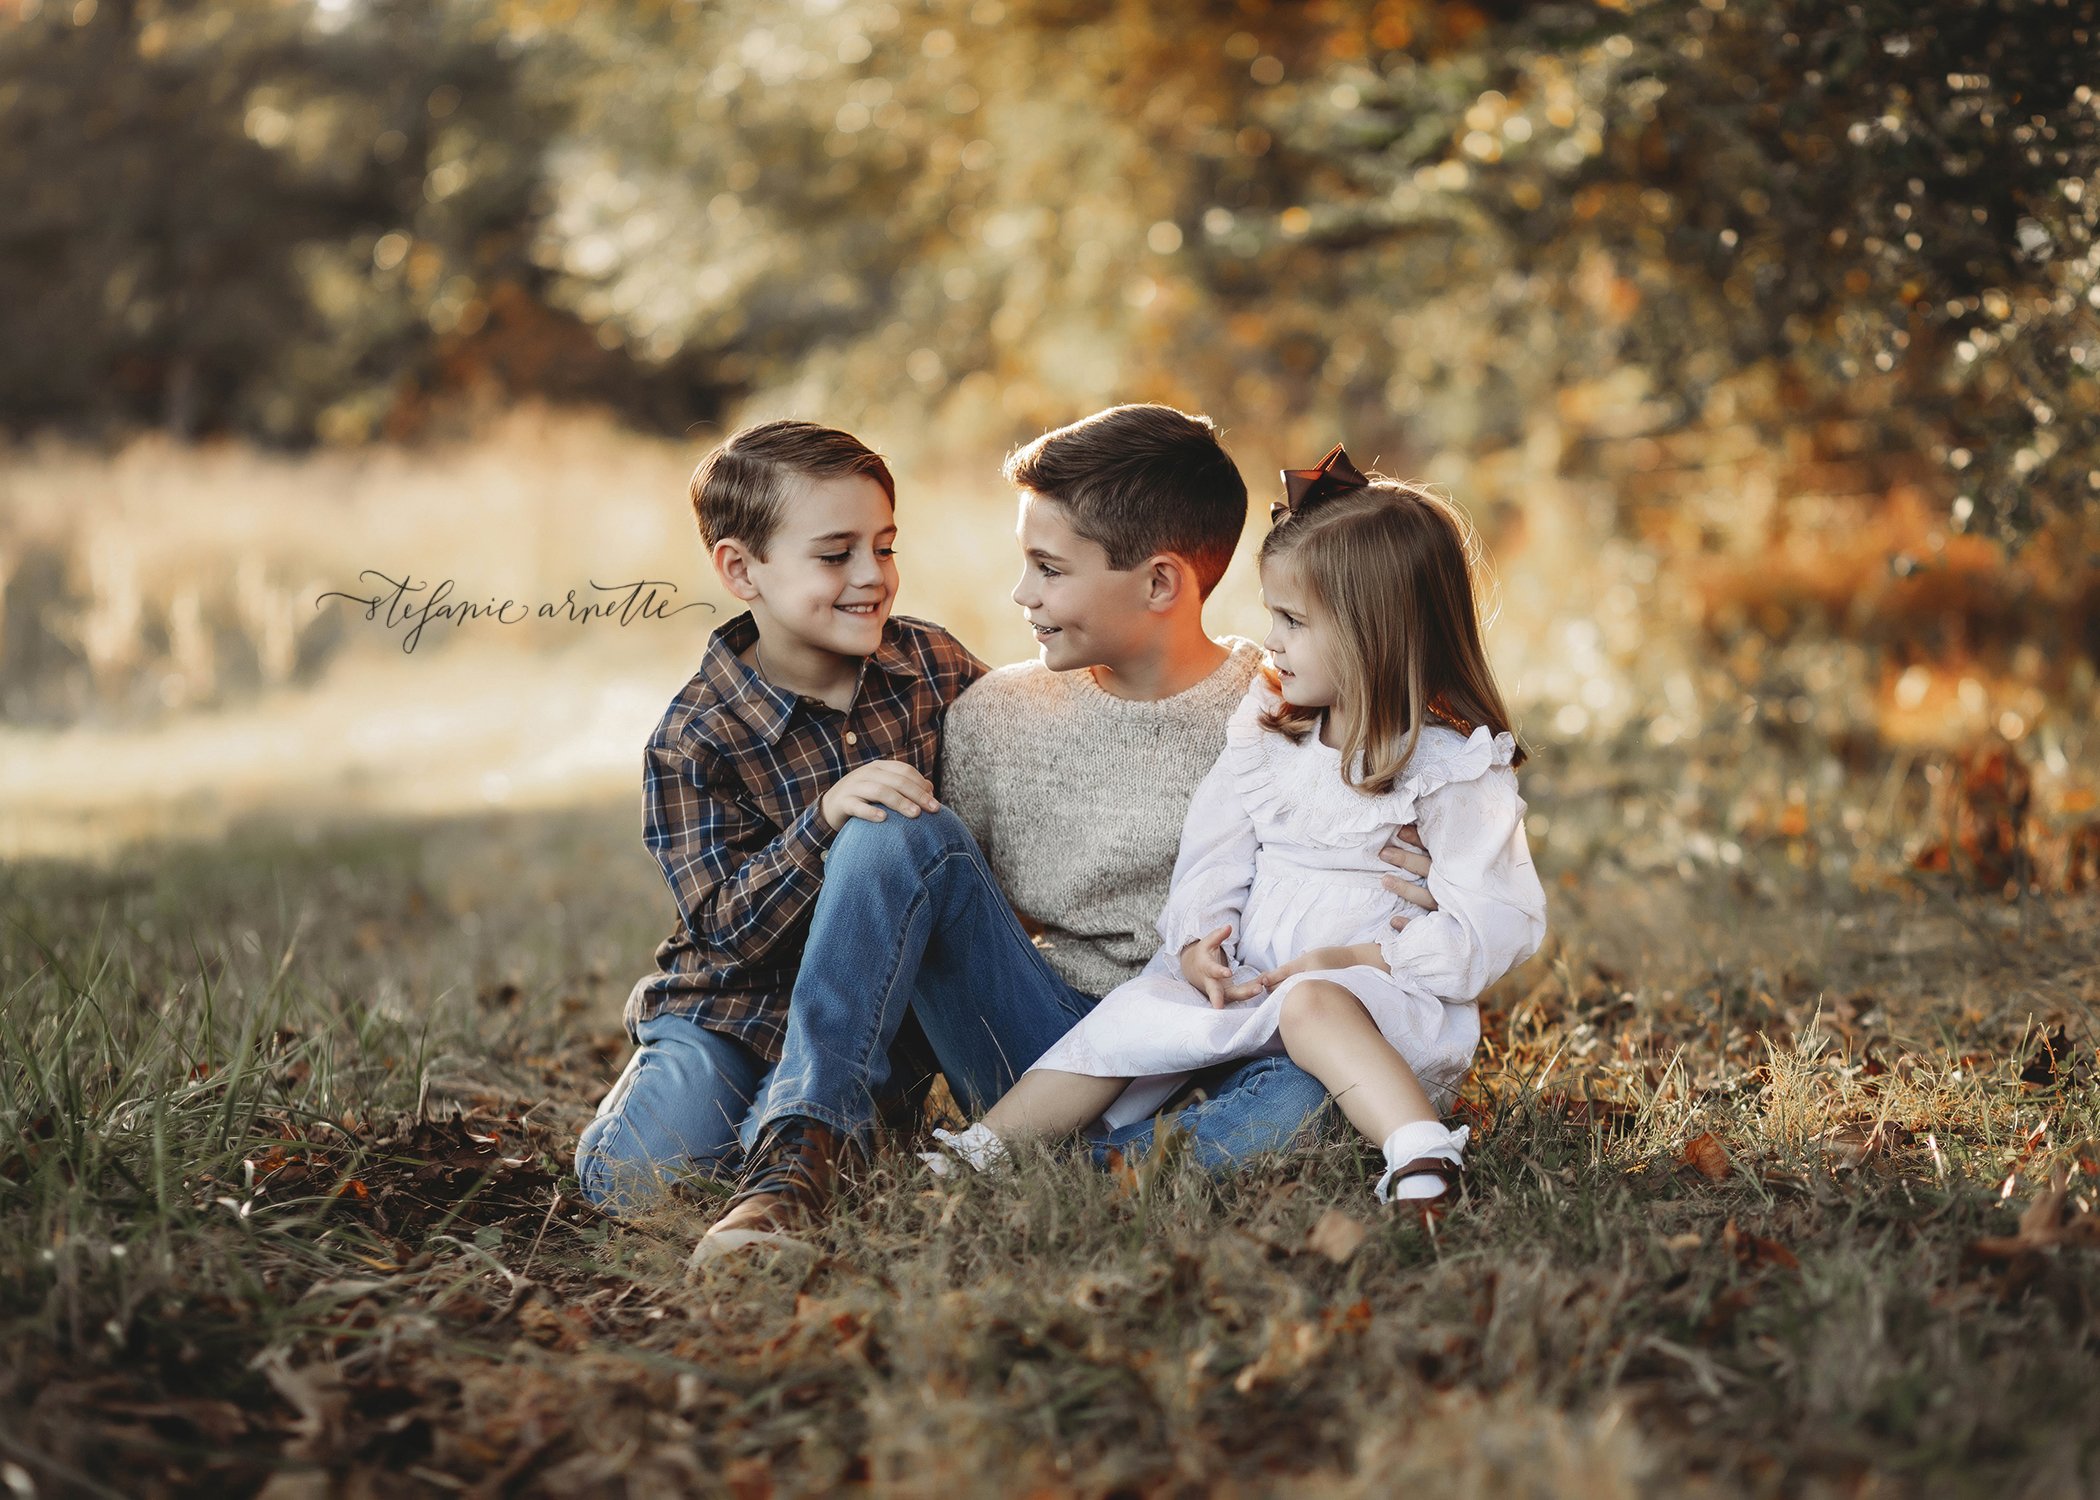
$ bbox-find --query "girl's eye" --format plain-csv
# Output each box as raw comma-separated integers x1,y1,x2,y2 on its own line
876,547,897,558
818,552,850,565
1039,565,1061,579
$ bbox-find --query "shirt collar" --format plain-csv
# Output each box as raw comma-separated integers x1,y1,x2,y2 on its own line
867,625,923,687
700,612,920,745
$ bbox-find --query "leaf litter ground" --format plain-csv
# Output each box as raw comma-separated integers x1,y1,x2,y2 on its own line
2,726,2098,1499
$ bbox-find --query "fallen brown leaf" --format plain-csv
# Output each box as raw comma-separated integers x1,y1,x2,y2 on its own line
1542,1093,1640,1128
1966,1169,2100,1262
1306,1207,1368,1264
1102,1146,1141,1198
1817,1120,1914,1169
726,1453,775,1500
515,1292,592,1351
1323,1298,1374,1335
1682,1132,1732,1183
1722,1217,1799,1271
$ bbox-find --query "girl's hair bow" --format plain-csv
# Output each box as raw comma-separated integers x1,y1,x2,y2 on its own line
1272,443,1370,522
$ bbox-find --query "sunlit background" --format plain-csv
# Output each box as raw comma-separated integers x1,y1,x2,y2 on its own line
2,0,2095,884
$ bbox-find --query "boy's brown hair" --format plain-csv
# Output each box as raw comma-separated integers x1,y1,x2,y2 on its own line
1002,404,1247,597
691,420,896,558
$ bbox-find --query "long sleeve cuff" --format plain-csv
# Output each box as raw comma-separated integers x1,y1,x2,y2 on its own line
1376,915,1460,991
1155,883,1245,959
782,798,842,872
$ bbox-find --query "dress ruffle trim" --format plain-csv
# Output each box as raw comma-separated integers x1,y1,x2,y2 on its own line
1226,679,1515,847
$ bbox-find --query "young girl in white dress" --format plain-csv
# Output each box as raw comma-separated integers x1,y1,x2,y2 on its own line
927,446,1548,1204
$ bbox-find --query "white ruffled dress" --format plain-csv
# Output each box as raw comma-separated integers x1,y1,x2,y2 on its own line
1033,678,1548,1132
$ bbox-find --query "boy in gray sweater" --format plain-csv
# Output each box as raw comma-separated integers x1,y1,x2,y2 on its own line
698,405,1434,1257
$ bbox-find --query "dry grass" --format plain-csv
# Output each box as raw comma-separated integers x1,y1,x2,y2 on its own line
3,710,2097,1499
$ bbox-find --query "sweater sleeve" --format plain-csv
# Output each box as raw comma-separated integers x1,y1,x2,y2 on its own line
1368,764,1547,1000
936,681,998,870
1152,743,1260,960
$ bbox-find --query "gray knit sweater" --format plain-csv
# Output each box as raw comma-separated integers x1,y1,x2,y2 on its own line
938,638,1264,996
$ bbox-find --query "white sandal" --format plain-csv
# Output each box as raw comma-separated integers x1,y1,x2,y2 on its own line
918,1121,1009,1177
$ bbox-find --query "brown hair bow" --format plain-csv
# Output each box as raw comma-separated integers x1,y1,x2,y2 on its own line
1272,443,1369,522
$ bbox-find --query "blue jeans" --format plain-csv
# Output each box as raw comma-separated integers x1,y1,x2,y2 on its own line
575,1002,936,1216
574,1010,771,1216
754,807,1334,1170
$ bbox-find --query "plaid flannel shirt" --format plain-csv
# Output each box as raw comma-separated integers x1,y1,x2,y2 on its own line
627,611,987,1060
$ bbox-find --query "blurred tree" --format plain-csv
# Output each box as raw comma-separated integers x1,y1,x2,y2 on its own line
2,0,2091,554
517,0,1291,441
0,0,720,442
506,0,2100,549
1240,0,2099,545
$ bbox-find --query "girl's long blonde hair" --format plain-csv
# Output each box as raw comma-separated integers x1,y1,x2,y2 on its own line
1259,475,1524,795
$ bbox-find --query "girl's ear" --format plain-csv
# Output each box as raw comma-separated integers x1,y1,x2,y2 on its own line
713,539,762,602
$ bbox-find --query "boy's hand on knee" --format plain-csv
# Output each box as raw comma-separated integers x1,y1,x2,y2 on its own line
1258,942,1388,989
1180,926,1263,1008
1379,822,1438,927
819,760,941,830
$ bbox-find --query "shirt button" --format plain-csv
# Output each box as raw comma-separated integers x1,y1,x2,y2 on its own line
844,731,858,746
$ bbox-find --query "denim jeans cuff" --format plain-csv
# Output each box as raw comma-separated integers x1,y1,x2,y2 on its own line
754,1097,874,1153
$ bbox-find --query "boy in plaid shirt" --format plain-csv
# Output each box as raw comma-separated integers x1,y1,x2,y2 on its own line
576,420,985,1216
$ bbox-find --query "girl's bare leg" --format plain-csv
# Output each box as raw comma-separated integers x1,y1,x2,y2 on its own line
980,1069,1131,1142
1275,980,1437,1142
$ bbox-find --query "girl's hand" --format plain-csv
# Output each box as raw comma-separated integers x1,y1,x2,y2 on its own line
1257,942,1389,990
1179,926,1264,1009
1380,822,1437,928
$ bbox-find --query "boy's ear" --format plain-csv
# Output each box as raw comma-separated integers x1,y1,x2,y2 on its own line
1142,553,1196,613
712,539,762,602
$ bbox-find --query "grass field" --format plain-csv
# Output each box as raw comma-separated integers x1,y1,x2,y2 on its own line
4,710,2097,1500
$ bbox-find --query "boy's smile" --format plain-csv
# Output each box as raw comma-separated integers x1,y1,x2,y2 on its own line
726,472,898,696
1011,491,1153,675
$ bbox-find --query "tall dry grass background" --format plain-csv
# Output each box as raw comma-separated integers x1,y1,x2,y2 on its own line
0,407,1025,854
0,400,1630,852
7,388,2092,866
